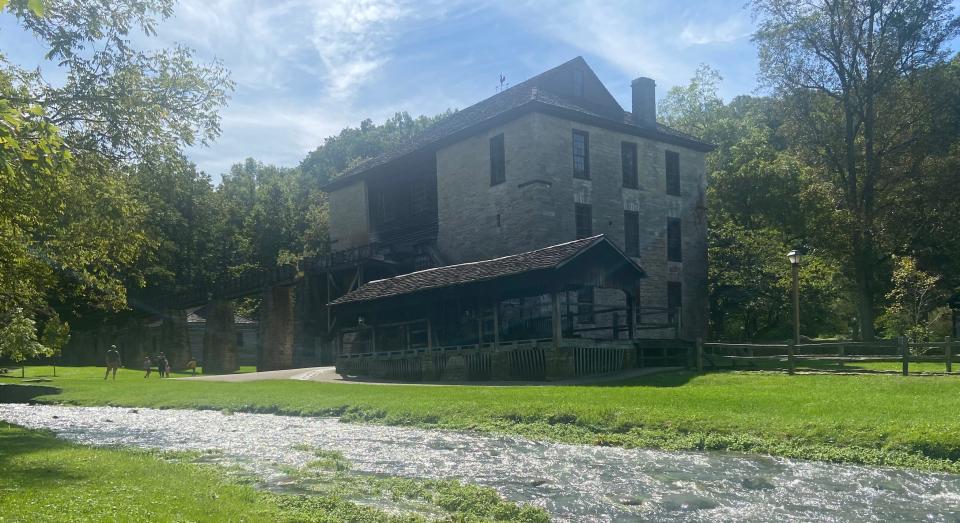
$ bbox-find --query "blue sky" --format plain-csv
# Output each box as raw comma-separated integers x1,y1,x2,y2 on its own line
1,0,955,180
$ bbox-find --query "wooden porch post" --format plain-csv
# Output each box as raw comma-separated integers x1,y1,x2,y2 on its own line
427,318,433,350
552,288,562,348
626,291,637,340
477,300,484,346
492,299,500,349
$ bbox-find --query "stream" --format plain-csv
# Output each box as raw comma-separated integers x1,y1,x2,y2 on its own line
1,404,959,522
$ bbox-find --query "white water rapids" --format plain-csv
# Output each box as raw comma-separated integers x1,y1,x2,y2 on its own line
2,404,959,522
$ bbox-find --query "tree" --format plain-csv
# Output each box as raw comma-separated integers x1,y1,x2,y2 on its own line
879,255,945,340
0,308,53,377
0,0,233,358
3,0,232,161
752,0,960,339
300,112,450,185
661,68,847,340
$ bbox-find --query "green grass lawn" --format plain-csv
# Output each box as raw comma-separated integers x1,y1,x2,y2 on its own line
4,365,960,472
0,422,394,522
0,422,547,522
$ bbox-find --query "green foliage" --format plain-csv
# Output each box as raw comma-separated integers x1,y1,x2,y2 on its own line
661,67,846,340
751,0,960,339
0,308,52,363
4,0,233,160
40,310,70,357
300,111,451,185
0,0,232,339
878,256,945,341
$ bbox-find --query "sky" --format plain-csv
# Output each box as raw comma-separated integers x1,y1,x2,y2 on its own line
0,0,952,181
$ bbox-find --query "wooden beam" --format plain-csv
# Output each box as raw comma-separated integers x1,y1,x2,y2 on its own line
552,289,562,347
427,318,433,350
493,300,500,349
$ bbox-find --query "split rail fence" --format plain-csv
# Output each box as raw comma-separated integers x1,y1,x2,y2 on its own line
695,336,955,376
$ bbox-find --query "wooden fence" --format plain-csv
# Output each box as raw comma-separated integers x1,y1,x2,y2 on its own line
695,337,955,375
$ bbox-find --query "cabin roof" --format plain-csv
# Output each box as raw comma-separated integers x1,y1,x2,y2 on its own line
329,235,644,306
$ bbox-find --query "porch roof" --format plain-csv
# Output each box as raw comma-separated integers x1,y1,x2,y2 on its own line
329,235,644,307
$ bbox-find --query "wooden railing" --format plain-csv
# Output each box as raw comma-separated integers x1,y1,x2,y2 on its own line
695,337,956,375
337,338,690,380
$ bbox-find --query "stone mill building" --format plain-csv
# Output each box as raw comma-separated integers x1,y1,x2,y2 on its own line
319,57,714,380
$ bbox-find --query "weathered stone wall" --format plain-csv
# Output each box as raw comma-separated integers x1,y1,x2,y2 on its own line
436,112,565,263
328,180,369,250
159,310,191,368
202,299,239,374
435,111,708,340
259,285,295,371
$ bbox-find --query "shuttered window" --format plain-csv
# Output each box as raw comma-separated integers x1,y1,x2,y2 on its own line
490,134,505,186
622,142,638,188
624,211,640,257
575,203,592,239
667,218,682,262
666,150,680,195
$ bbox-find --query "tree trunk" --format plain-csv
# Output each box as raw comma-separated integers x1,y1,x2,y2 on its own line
852,236,877,341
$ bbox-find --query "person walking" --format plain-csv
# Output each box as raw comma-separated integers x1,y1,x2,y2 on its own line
157,352,167,379
185,356,197,376
143,355,153,378
104,345,121,380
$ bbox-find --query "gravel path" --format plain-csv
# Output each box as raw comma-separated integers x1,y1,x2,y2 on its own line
176,366,677,385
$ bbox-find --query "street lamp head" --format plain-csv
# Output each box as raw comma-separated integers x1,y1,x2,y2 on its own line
787,249,802,266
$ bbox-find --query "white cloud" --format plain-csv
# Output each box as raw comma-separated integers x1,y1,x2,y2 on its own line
118,0,759,178
309,0,411,99
679,13,751,47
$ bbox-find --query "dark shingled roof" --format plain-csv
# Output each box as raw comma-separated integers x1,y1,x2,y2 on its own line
330,235,638,306
322,57,713,190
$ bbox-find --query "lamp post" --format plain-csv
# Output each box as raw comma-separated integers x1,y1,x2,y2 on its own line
788,249,802,345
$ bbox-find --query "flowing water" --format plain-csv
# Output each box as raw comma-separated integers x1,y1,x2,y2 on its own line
2,404,959,522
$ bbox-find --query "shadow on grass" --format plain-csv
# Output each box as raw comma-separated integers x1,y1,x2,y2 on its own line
0,384,61,404
0,423,87,488
590,369,697,388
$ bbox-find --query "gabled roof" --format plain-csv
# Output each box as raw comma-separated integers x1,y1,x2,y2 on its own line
329,235,644,306
322,57,714,191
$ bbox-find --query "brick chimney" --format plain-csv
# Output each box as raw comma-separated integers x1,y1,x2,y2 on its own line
631,77,656,127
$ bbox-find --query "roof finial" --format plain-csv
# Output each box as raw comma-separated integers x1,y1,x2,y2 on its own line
496,74,508,93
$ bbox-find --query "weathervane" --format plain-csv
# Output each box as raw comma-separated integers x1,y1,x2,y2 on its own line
496,74,508,93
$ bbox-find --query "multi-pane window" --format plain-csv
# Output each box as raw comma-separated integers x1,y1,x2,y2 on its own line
575,203,592,239
665,150,680,195
624,211,640,257
573,69,584,97
667,218,682,262
489,133,505,186
578,287,595,324
667,282,682,323
622,142,638,189
572,130,590,179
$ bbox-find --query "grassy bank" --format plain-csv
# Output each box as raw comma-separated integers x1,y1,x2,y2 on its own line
0,422,547,522
4,366,960,473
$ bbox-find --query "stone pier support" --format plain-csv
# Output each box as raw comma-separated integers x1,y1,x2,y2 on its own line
545,346,576,379
160,310,190,369
491,351,512,381
203,299,239,374
118,319,148,365
259,285,295,371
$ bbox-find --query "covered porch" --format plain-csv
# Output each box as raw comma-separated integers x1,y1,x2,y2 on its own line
329,236,674,381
